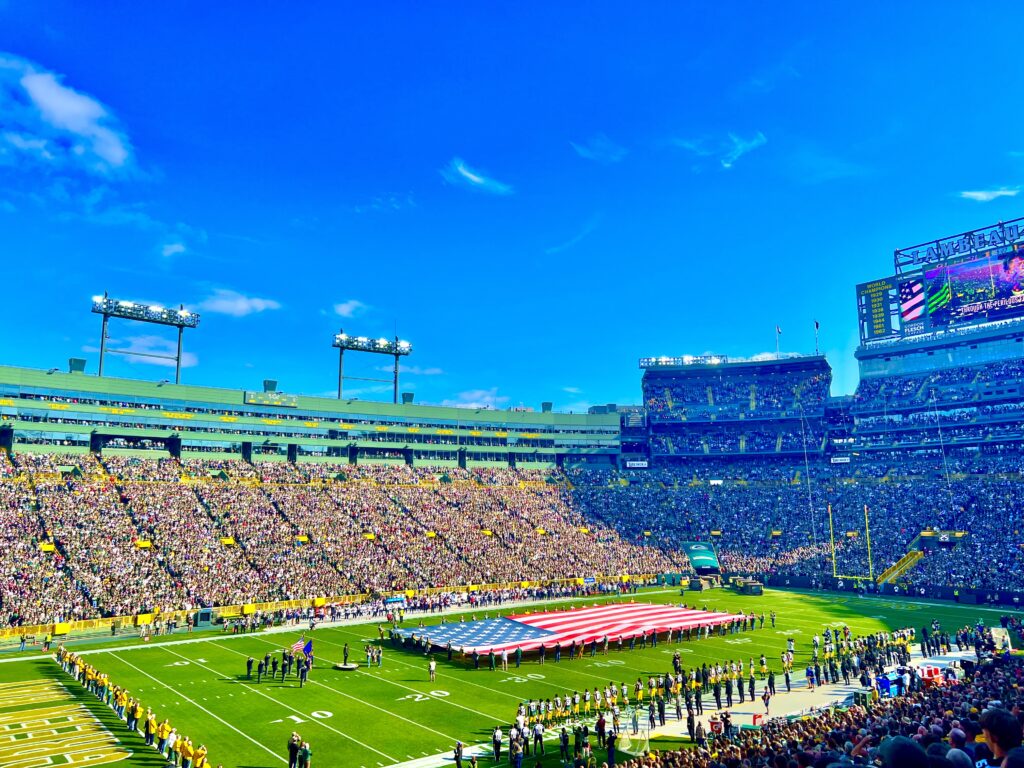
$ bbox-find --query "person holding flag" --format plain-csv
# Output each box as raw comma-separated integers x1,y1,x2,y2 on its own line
289,638,313,684
303,639,314,669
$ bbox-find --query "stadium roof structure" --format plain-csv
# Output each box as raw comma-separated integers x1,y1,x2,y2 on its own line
0,364,620,469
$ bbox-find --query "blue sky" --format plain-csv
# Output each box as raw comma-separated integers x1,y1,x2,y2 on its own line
2,3,1023,409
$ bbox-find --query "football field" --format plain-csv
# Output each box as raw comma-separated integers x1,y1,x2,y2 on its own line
1,588,1013,768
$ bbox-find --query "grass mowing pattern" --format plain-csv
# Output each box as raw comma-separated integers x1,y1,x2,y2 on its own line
1,588,1014,768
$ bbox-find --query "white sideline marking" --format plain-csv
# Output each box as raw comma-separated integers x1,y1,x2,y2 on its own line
108,651,286,764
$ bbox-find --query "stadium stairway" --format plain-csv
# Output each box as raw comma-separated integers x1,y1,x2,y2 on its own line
876,550,924,584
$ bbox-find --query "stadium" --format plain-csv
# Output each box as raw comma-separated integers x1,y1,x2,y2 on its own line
3,217,1024,768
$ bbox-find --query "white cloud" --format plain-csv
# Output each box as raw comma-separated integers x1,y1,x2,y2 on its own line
959,187,1019,203
440,158,513,195
84,335,198,369
721,132,767,168
570,134,628,164
0,53,133,175
333,299,368,318
3,131,53,160
438,387,510,409
673,131,767,169
562,386,582,394
196,289,281,317
161,242,186,257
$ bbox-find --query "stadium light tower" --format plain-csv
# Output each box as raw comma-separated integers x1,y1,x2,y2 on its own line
332,329,412,404
91,293,200,384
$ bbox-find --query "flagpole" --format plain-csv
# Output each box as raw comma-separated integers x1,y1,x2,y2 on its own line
775,327,780,359
814,321,819,356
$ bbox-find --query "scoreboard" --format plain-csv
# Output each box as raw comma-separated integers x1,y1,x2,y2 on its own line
860,218,1024,346
244,391,298,408
856,277,899,341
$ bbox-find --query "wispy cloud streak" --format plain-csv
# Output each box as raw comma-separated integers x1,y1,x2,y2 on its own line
440,158,513,195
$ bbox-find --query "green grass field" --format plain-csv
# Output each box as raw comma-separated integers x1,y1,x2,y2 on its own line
2,588,1015,768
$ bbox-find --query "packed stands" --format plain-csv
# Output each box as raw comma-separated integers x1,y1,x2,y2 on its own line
644,355,831,459
618,646,1024,768
5,346,1024,630
0,456,678,628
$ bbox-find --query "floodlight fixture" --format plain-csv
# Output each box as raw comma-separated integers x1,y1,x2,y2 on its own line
91,292,200,384
332,328,413,403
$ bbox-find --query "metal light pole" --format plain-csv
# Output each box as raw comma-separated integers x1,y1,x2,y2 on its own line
91,294,200,382
332,330,412,404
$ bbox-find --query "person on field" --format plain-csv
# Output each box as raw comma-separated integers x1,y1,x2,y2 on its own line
287,733,301,768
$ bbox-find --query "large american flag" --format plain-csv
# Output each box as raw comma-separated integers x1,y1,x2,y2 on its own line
398,602,737,655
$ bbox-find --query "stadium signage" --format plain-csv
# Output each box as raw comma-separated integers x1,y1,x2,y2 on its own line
625,460,648,468
830,456,851,464
898,222,1024,266
244,391,299,408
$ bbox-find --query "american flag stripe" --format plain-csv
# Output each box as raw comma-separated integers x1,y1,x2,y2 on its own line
900,281,925,320
510,602,711,628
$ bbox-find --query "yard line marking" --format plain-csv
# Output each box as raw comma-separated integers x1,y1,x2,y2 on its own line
310,634,527,701
247,635,503,724
107,651,286,764
160,645,409,757
209,640,464,744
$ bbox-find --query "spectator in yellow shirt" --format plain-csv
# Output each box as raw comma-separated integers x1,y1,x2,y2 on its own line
157,720,172,754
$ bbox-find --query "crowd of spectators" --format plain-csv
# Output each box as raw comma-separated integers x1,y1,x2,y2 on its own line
4,440,1024,629
0,454,677,627
619,651,1024,768
645,366,830,423
854,359,1024,413
570,452,1024,596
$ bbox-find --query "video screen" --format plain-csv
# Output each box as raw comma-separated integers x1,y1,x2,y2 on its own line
899,251,1024,331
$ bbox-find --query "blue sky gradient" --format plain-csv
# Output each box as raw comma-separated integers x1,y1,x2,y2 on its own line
2,3,1023,409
